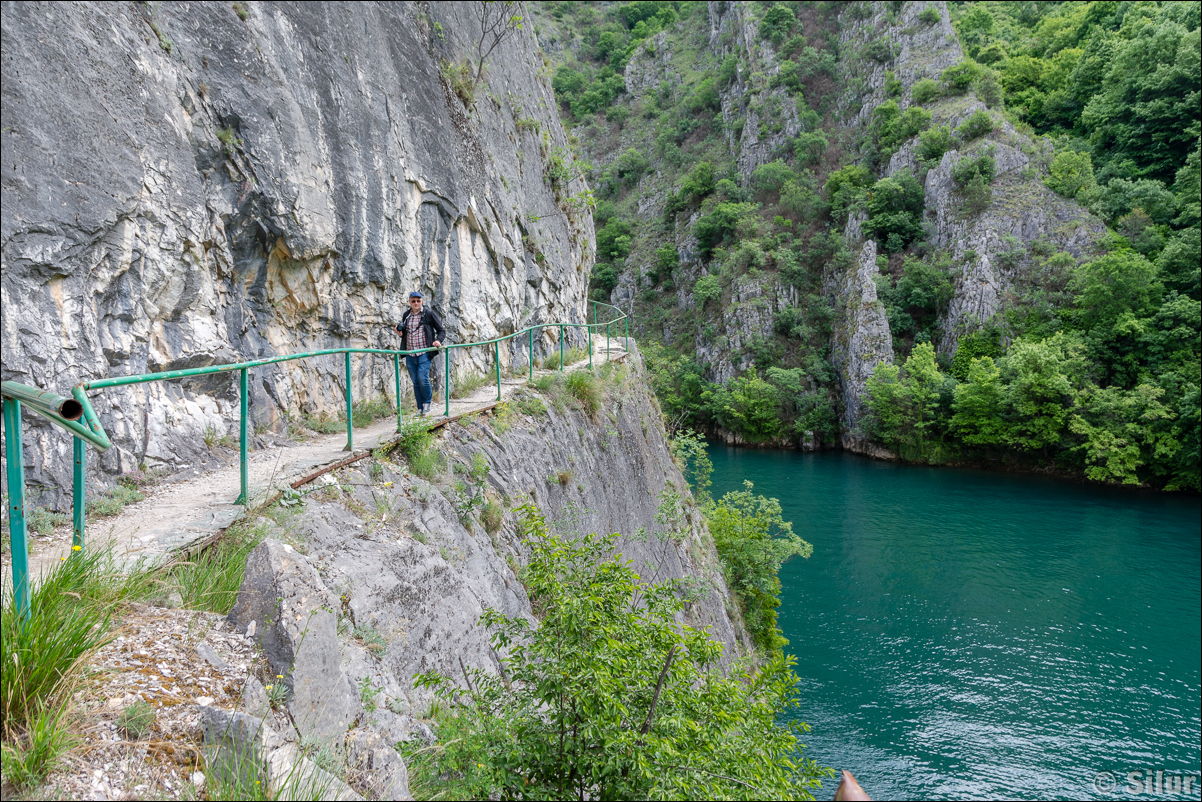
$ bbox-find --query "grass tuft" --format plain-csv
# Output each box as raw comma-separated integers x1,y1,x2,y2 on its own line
541,347,587,371
566,371,602,416
117,699,155,740
481,499,504,534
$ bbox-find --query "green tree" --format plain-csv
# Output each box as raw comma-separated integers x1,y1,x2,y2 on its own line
998,334,1083,452
864,343,948,456
1069,384,1175,484
824,164,873,222
751,160,797,196
1068,251,1163,331
707,482,812,652
412,506,831,801
1045,150,1096,199
704,367,783,441
759,4,797,46
1081,12,1201,183
951,355,1008,446
917,125,952,166
863,171,925,252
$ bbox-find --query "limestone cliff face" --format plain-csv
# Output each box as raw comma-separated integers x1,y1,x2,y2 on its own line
829,0,1106,441
1,1,592,499
227,351,749,744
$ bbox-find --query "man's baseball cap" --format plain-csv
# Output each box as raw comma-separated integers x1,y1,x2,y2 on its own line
409,291,423,299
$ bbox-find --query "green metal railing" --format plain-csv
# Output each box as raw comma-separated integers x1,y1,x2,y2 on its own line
2,299,628,623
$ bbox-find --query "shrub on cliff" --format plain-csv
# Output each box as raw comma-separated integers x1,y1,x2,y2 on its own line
410,506,831,800
707,481,813,652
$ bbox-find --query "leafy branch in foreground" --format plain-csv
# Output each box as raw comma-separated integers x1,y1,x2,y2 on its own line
410,505,831,800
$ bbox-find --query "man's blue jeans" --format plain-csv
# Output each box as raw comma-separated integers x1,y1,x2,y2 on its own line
406,353,434,411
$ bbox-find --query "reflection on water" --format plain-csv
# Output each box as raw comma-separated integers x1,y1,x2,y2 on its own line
707,447,1201,801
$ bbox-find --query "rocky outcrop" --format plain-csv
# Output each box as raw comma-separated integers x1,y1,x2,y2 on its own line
830,0,1105,439
828,239,894,451
1,1,593,502
215,350,746,793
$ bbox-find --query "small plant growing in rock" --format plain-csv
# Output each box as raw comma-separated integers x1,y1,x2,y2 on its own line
442,60,475,106
481,499,504,535
357,677,382,713
118,699,155,739
353,625,387,657
490,402,517,434
26,506,69,536
300,735,344,775
264,677,288,709
556,470,572,487
231,2,249,21
516,394,548,418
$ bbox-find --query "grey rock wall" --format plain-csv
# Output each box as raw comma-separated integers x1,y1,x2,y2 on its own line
226,350,749,756
1,1,593,502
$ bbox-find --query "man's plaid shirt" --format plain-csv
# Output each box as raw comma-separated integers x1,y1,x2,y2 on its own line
406,312,427,351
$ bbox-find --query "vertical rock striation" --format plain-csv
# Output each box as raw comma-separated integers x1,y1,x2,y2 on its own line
1,1,593,500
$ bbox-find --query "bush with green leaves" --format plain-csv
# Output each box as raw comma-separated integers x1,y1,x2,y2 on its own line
862,171,925,253
694,202,756,257
873,101,932,157
793,130,828,166
956,109,994,141
877,255,954,339
941,60,981,93
707,482,813,652
823,164,873,223
751,159,796,196
910,78,941,105
410,506,830,801
917,125,952,166
693,275,722,306
759,3,796,45
951,147,997,214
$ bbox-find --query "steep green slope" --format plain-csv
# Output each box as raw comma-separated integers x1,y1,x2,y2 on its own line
532,1,1200,490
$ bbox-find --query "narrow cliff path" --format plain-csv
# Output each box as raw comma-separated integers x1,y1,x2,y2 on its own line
6,335,628,589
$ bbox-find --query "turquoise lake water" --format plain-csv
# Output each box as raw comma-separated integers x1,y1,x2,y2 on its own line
707,446,1201,801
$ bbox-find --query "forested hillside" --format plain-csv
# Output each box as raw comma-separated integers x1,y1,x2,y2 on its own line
532,0,1200,490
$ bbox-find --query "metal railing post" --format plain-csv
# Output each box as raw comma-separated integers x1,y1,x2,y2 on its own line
495,341,501,401
528,328,534,381
73,436,85,552
559,325,564,371
3,397,30,624
237,368,249,504
343,351,353,452
587,324,592,369
394,353,403,432
607,323,610,363
625,314,629,351
444,347,451,416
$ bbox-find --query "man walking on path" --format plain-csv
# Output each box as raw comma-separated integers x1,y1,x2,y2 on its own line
393,292,446,415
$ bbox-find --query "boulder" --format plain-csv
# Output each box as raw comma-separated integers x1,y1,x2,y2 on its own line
229,539,358,741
